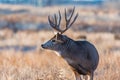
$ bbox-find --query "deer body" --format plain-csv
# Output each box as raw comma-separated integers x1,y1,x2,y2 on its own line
42,34,99,80
59,40,99,74
41,7,99,80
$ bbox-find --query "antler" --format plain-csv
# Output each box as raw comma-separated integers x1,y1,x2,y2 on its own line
48,11,62,32
63,7,78,34
48,7,78,34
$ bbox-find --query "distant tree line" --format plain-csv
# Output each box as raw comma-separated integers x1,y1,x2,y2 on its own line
0,0,103,6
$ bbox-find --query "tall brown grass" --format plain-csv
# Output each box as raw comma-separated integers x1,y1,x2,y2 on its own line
0,29,119,80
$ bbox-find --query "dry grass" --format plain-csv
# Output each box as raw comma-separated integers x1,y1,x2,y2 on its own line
0,29,119,80
0,51,75,80
0,5,120,80
96,52,120,80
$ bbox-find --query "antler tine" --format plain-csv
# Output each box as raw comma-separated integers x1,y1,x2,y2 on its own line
58,10,61,27
65,8,67,23
65,7,75,25
61,7,78,34
48,15,56,28
69,13,78,27
54,14,57,25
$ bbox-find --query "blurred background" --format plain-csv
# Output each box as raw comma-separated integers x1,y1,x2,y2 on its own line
0,0,120,80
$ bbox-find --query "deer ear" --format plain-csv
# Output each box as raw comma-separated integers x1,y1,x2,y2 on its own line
57,33,62,38
56,33,61,39
55,33,64,43
56,33,59,40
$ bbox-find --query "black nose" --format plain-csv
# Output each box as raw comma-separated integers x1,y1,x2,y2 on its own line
41,44,45,48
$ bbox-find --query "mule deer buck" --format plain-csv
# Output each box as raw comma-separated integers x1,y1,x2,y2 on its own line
41,7,99,80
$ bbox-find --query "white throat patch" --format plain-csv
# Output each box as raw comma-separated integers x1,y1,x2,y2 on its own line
65,58,74,64
54,51,62,57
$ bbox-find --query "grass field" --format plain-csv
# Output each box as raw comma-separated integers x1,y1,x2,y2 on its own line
0,5,120,80
0,29,119,80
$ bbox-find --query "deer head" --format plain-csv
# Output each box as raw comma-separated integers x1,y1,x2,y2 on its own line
41,7,78,51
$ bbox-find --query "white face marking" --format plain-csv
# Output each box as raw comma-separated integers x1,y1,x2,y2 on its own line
54,51,62,57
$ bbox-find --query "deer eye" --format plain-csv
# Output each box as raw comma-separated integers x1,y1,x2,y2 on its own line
51,40,56,42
